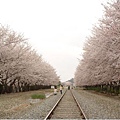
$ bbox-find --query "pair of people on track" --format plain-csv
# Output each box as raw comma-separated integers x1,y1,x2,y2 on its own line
54,85,63,95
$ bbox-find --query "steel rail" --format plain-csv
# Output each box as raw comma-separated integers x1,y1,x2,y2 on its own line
71,89,88,119
44,89,67,120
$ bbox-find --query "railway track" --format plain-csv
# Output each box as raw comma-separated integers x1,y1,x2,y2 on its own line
44,89,87,119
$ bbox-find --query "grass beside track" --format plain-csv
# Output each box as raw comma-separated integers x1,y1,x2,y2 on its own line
31,94,46,99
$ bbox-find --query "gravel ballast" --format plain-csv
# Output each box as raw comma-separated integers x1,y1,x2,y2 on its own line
73,89,120,119
0,89,58,119
1,89,119,119
11,94,61,119
7,91,63,119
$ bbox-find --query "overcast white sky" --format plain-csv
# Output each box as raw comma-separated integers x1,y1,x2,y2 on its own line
0,0,109,82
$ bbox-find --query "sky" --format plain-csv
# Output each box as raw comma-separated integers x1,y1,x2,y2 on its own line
0,0,109,82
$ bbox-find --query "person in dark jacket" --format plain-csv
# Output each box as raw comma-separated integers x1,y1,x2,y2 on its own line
68,86,70,90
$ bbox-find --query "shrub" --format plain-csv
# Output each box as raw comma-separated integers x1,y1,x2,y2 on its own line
31,94,46,99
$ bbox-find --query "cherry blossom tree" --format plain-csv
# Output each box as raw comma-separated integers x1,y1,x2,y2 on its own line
0,25,60,94
74,0,120,94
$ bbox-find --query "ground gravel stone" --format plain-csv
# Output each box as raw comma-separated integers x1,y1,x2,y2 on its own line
0,89,54,119
72,89,120,119
8,91,63,119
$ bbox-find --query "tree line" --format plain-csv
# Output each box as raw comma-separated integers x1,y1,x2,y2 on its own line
74,0,120,95
0,25,59,94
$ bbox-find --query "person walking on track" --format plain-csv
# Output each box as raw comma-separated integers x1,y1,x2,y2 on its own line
60,85,63,94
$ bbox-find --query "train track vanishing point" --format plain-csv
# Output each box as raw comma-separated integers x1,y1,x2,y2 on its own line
44,89,87,119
